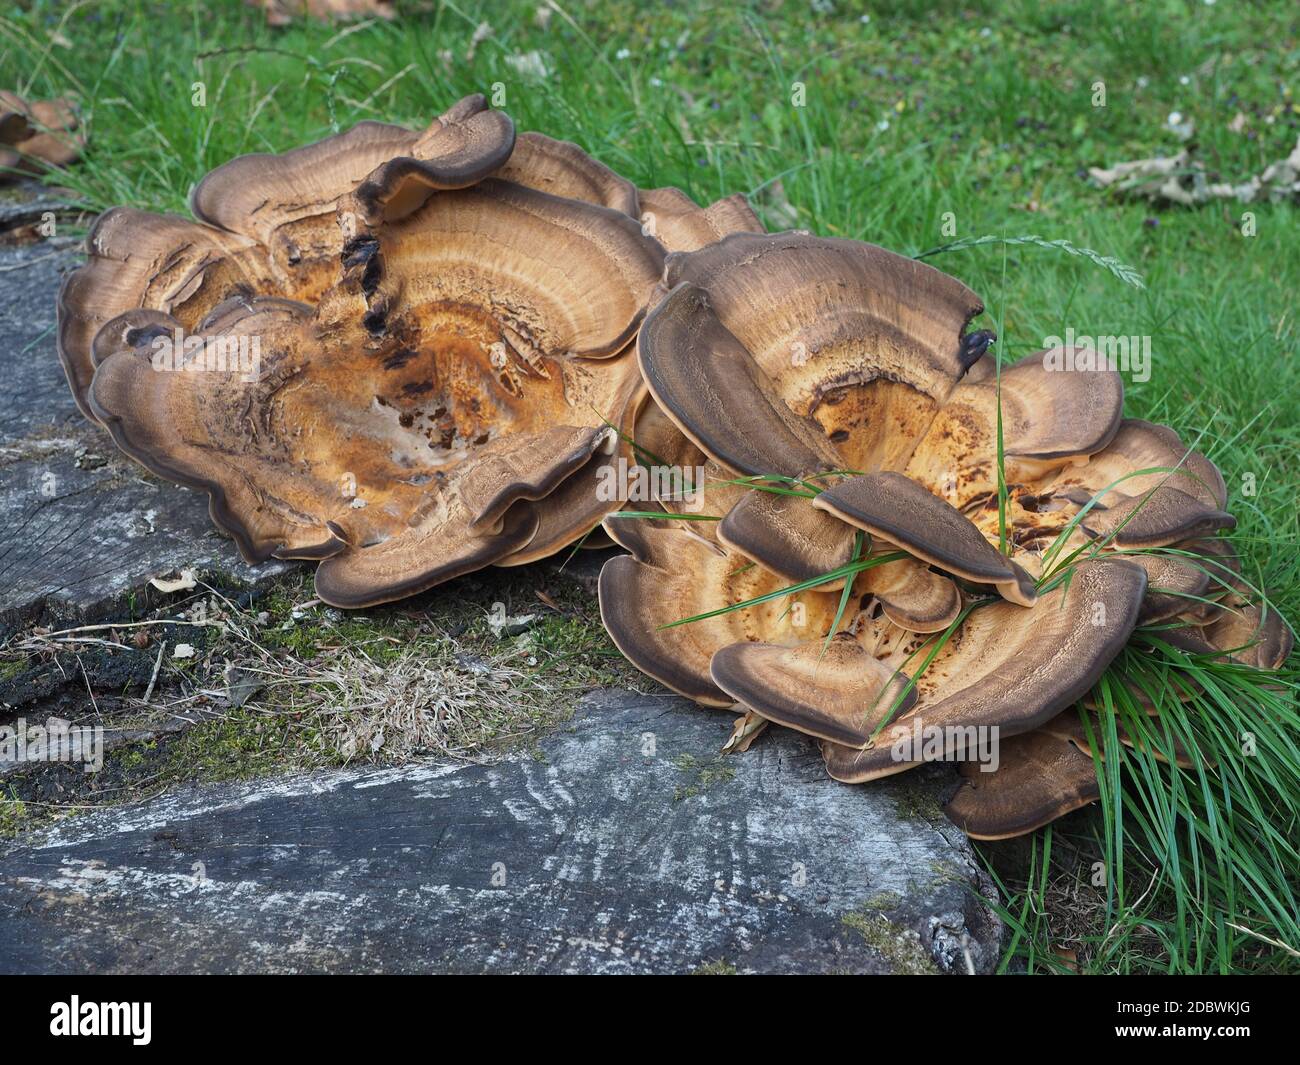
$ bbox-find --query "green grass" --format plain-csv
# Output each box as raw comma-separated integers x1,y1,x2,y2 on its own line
3,0,1298,974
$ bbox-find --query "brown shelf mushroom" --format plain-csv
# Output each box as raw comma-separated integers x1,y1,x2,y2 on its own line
817,558,1146,779
637,232,995,480
946,703,1215,840
958,418,1262,643
633,236,1127,608
600,227,1289,840
496,133,640,216
637,187,763,254
601,502,1148,757
62,98,668,606
942,714,1102,840
966,418,1233,553
599,509,850,706
0,91,84,179
1159,602,1293,671
813,472,1039,607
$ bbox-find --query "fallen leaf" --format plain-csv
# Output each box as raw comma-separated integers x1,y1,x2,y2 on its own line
149,568,197,593
1090,134,1300,206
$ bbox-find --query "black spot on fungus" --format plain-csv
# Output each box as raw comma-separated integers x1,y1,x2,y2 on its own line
363,307,388,337
958,329,996,370
341,236,382,296
125,324,174,350
341,235,379,267
382,347,418,371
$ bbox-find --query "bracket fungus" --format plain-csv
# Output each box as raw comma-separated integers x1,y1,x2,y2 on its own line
0,91,83,178
60,97,675,606
599,229,1292,838
943,714,1103,840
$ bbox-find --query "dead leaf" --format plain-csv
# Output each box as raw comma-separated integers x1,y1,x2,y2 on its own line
1089,135,1300,206
722,709,768,754
149,568,197,593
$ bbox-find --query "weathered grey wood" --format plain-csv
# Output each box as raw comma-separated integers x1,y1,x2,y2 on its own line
0,181,81,240
0,690,1001,974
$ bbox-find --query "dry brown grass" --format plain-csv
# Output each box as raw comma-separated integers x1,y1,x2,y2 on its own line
248,637,583,764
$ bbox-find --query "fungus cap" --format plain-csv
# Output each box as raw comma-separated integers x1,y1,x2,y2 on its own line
942,714,1101,840
68,101,666,604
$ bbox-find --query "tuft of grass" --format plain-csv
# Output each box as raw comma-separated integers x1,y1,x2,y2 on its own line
823,530,865,657
988,643,1300,974
264,636,581,763
0,788,31,837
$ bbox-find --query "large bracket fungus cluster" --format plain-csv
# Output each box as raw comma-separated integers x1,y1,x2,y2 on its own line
599,232,1292,840
58,96,1290,839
